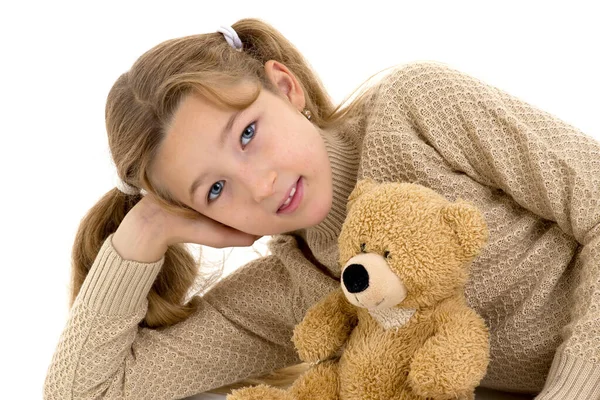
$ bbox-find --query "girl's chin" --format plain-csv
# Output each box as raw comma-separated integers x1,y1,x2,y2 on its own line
306,196,334,226
257,192,333,235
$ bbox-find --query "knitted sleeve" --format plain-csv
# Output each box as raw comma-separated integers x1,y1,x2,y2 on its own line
362,62,600,399
43,233,335,399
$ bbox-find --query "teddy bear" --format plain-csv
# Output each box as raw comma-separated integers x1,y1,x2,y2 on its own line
227,179,490,400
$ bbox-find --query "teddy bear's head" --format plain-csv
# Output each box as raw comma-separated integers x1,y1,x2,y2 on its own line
338,179,488,310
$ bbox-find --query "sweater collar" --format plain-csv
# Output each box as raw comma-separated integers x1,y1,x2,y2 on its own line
294,125,361,269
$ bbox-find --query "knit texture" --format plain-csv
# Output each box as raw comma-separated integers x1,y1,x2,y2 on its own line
44,62,600,399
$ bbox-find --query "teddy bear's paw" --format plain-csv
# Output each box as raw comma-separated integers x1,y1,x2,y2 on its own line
226,384,294,400
294,332,340,364
295,346,336,365
293,325,342,364
407,366,475,400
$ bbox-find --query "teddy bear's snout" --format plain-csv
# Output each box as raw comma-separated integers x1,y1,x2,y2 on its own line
342,263,370,293
341,253,409,309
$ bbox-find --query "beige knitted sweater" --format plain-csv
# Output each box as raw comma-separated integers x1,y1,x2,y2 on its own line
44,62,600,399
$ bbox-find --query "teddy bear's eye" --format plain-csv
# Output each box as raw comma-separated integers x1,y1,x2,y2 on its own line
384,250,390,259
360,243,366,252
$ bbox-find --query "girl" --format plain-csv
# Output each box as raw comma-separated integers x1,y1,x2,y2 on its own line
44,18,600,400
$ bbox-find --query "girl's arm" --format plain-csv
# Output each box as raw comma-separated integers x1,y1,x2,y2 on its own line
44,233,337,399
363,62,600,400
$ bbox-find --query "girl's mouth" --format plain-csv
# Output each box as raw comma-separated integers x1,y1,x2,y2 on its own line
277,177,303,214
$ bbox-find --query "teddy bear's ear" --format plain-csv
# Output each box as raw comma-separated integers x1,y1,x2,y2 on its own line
441,200,489,261
347,178,378,212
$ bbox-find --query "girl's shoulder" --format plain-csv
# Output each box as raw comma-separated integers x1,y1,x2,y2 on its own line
374,60,458,95
361,60,475,122
338,61,461,139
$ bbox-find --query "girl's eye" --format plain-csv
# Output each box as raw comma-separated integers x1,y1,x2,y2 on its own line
207,181,225,202
206,122,256,204
240,122,256,148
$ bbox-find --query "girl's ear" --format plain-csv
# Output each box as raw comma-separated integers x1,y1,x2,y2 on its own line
264,60,306,110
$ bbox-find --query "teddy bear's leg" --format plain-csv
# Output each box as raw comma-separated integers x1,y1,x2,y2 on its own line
226,361,339,400
226,384,294,400
459,392,475,400
287,360,340,400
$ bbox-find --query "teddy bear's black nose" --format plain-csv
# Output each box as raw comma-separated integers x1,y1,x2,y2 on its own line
343,263,369,293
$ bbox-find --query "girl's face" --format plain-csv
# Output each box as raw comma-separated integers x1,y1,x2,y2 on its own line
149,61,333,236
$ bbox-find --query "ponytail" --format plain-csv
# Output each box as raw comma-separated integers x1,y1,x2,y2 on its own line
70,188,211,328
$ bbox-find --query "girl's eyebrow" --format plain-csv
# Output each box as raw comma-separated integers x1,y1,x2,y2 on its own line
188,110,241,201
219,110,241,147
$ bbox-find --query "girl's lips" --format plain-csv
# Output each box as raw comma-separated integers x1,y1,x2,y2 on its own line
278,179,297,210
277,177,303,214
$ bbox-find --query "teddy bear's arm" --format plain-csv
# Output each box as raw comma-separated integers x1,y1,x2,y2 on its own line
408,306,490,399
292,288,358,364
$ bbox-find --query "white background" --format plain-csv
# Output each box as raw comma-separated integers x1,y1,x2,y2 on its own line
1,1,598,398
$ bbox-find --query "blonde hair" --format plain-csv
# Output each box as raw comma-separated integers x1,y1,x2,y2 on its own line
70,18,378,393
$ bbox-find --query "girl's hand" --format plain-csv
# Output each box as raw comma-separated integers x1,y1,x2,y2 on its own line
112,193,260,262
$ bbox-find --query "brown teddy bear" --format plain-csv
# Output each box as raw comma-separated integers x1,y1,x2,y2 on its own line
228,180,490,400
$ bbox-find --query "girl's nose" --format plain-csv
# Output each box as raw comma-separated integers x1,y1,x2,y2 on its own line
249,170,277,203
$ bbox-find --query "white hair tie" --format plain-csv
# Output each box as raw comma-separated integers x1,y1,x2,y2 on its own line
217,25,243,52
114,172,147,196
115,179,139,196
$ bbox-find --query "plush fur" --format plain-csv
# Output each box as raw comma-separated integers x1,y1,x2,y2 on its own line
228,180,490,400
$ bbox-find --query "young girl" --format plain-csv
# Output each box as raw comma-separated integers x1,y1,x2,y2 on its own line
44,18,600,400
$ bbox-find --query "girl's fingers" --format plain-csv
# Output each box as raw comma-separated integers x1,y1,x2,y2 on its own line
183,216,260,249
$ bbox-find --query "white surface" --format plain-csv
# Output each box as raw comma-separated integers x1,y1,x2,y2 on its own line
185,387,534,399
3,1,598,398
